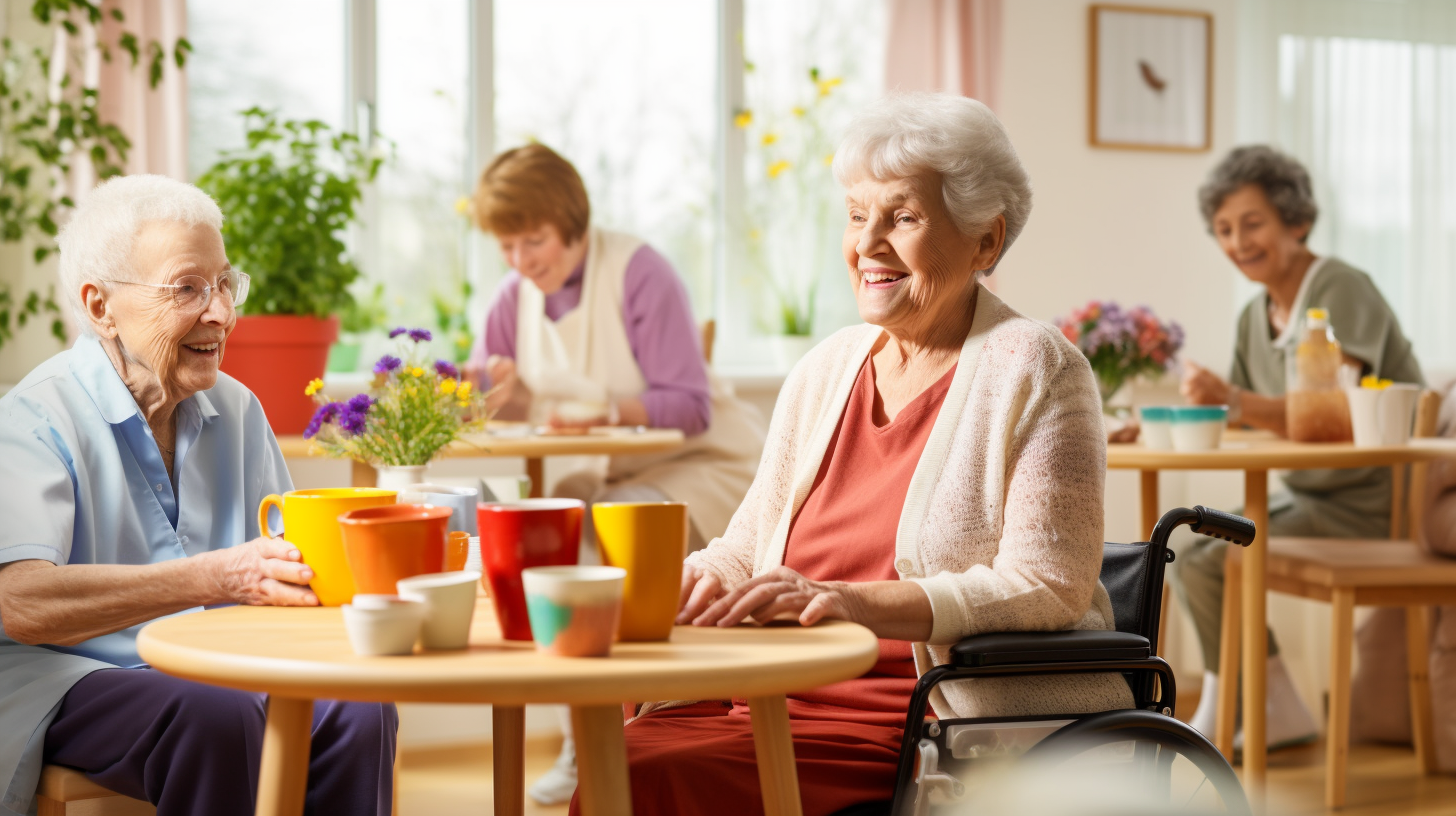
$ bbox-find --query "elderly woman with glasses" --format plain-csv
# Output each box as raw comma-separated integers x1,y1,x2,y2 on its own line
573,93,1133,816
0,175,396,816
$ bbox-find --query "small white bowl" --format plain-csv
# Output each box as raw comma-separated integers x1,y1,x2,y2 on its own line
342,597,424,656
1170,405,1228,452
1137,407,1174,450
397,571,481,650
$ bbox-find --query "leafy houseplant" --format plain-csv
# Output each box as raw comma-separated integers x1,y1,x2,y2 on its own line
197,108,383,432
304,328,489,487
432,276,475,365
0,2,189,356
1056,301,1185,413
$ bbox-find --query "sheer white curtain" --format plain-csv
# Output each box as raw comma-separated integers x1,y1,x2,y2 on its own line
1238,0,1456,374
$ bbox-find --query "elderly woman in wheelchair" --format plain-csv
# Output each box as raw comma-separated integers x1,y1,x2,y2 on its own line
566,92,1250,816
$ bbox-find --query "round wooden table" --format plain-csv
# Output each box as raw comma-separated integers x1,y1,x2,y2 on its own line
137,604,878,816
1107,431,1456,799
275,424,686,496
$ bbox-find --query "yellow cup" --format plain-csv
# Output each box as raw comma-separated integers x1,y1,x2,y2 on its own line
258,488,398,606
591,502,688,641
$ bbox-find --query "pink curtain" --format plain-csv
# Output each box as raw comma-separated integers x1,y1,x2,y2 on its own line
884,0,1003,111
96,0,189,180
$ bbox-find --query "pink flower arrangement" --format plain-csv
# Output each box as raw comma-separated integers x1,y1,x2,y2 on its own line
1056,301,1184,405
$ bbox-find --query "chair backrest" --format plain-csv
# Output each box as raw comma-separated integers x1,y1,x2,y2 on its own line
700,319,716,364
1100,541,1164,643
1403,389,1443,542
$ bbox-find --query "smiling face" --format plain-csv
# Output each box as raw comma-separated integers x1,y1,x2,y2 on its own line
496,224,586,296
1211,184,1311,288
87,220,237,401
841,170,1001,344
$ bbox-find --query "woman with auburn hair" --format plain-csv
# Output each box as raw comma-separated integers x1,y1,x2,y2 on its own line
467,143,766,803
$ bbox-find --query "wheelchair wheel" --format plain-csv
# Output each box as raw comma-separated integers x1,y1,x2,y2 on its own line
1020,709,1251,815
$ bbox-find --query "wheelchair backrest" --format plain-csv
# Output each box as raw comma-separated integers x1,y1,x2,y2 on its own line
1099,541,1165,644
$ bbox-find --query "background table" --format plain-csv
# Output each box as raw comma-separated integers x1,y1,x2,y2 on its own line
137,604,878,816
1107,431,1456,799
276,425,686,496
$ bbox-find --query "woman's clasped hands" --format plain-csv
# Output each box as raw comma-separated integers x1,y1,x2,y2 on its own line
677,563,865,628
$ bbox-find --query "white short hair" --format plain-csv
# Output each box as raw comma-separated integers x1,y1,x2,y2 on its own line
57,174,224,330
833,93,1032,271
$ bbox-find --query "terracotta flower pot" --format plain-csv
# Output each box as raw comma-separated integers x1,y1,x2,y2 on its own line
221,315,339,434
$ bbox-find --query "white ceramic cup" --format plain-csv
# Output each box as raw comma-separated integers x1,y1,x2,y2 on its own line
1137,406,1174,450
398,483,480,536
1348,384,1421,447
1170,405,1228,452
1347,388,1382,447
396,571,482,650
521,566,626,657
342,596,424,656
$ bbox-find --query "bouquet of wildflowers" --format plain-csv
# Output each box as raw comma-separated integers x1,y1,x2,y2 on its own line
303,327,489,466
1056,301,1185,406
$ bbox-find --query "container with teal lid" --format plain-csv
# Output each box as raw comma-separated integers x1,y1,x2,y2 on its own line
1170,405,1228,451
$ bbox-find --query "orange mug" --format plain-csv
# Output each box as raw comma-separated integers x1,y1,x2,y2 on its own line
446,530,470,572
338,504,453,595
257,488,397,606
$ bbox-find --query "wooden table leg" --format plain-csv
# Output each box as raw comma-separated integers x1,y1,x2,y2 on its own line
1216,552,1241,761
749,694,803,816
1241,469,1270,803
493,705,526,816
256,697,313,816
351,459,375,488
1327,588,1355,809
572,704,633,816
527,458,545,499
1407,606,1438,775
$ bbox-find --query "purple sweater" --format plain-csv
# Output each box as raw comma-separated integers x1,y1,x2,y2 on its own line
471,244,711,436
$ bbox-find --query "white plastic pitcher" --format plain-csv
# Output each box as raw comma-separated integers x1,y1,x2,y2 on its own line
1346,384,1420,447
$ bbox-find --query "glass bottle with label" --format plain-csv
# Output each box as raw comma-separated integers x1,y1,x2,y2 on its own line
1287,307,1353,442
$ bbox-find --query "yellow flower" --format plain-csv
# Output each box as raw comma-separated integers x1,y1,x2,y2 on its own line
439,378,458,395
457,381,473,398
406,386,418,397
1361,375,1394,390
303,378,324,397
760,133,778,146
816,76,843,97
733,109,753,129
454,197,472,216
411,367,426,378
767,160,792,179
792,106,807,118
823,152,835,166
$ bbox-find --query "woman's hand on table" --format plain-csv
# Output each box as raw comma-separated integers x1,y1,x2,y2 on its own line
680,566,934,641
677,562,727,624
200,538,319,607
483,355,532,421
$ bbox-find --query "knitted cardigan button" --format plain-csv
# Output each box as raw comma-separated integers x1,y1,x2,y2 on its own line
894,558,914,574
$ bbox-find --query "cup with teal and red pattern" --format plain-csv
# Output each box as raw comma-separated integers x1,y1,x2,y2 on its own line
521,566,626,657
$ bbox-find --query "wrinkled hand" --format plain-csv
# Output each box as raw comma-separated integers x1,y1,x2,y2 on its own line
686,566,863,628
1181,361,1231,406
677,562,726,624
484,355,531,415
202,537,318,607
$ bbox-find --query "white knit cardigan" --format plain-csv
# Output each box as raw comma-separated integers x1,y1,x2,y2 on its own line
686,285,1135,719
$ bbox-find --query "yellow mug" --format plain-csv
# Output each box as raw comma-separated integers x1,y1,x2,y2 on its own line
258,488,397,606
591,502,688,641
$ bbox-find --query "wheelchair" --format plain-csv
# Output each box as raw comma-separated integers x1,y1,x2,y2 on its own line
885,506,1255,816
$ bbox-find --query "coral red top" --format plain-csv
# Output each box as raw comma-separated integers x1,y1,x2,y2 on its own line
780,354,957,721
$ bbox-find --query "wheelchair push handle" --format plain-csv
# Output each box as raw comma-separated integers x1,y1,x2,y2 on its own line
1150,506,1257,548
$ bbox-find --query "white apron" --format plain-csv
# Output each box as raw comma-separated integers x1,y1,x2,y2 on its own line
515,228,765,539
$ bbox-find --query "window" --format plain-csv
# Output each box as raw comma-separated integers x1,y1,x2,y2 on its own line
185,0,887,373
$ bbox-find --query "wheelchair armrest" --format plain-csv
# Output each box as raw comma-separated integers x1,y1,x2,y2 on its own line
949,630,1151,668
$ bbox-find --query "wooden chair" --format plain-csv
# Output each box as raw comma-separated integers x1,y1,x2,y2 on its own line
35,766,154,815
1228,389,1448,809
700,318,716,364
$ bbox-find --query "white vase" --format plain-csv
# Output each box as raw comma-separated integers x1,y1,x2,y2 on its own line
770,334,816,371
376,464,427,491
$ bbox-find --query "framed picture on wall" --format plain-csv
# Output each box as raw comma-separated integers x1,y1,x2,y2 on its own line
1089,4,1213,151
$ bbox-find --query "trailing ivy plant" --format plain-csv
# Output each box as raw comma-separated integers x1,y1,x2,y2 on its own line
197,108,383,319
0,0,190,350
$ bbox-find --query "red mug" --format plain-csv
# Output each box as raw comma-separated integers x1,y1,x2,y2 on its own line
477,499,584,640
338,504,452,596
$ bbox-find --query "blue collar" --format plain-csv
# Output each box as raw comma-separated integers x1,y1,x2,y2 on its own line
69,335,219,426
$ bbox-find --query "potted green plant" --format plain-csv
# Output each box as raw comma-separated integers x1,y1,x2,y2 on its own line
198,107,383,433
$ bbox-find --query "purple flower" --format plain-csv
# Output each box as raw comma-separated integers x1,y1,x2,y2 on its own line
434,360,460,380
388,327,409,339
303,402,341,439
346,393,374,414
339,408,368,435
408,328,433,343
373,355,402,375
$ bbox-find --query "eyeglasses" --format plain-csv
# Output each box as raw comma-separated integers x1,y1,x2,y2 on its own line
101,271,251,313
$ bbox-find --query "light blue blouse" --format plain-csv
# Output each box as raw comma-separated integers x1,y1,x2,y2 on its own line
0,335,292,816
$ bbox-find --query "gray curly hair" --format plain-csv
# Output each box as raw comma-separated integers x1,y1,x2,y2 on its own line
1198,145,1318,240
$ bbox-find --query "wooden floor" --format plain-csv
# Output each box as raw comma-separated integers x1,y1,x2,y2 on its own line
397,733,1456,816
